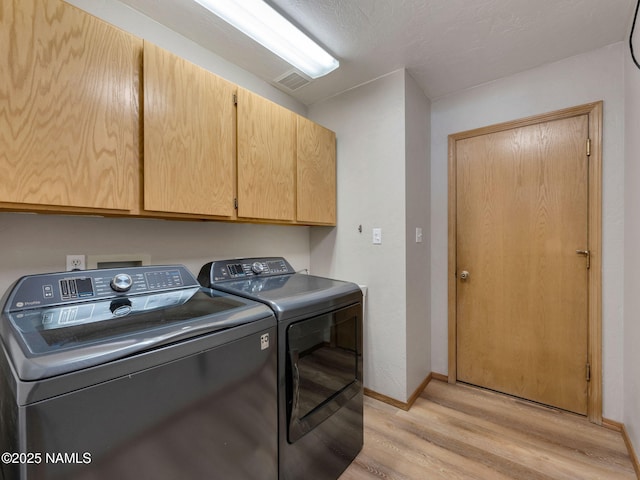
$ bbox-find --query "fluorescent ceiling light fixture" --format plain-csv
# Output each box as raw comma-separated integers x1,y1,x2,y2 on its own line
193,0,339,79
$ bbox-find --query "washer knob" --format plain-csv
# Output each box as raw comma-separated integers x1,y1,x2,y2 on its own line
110,298,132,316
251,262,265,274
110,273,133,292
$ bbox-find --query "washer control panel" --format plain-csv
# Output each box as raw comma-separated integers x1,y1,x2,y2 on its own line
199,257,295,283
4,266,196,312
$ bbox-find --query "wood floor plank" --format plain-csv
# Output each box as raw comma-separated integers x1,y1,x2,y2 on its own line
364,406,515,480
340,380,636,480
422,381,632,473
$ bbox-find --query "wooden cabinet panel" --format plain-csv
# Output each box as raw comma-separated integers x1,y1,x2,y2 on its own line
143,42,235,217
297,116,336,225
237,88,296,221
0,1,337,224
0,0,140,211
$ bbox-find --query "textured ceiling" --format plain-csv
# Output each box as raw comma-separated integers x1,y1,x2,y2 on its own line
118,0,636,105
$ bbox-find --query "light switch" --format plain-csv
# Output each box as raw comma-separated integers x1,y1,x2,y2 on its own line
416,227,423,243
372,228,382,245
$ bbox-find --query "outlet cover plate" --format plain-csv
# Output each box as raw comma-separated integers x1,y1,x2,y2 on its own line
66,255,86,271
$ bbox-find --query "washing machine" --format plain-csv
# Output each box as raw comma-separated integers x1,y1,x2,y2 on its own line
0,265,277,480
198,257,363,480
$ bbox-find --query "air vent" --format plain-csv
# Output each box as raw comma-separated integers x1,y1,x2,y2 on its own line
274,70,311,91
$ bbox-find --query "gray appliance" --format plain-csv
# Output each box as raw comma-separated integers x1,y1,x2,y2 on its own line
0,265,277,480
198,258,363,480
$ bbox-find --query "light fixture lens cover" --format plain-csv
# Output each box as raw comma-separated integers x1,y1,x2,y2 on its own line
194,0,339,79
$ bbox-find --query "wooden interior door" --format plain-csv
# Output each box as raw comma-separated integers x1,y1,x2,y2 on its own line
455,115,589,414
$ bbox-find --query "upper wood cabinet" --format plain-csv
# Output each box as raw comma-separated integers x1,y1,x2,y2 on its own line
296,116,336,225
237,88,297,222
143,41,236,218
0,1,337,224
0,0,141,212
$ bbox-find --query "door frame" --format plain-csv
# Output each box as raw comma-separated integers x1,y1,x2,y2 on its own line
447,102,603,424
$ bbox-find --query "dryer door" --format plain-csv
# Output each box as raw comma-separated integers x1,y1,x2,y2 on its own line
286,302,362,443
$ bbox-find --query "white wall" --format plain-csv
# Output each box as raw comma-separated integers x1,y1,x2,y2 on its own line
0,213,310,295
430,43,626,420
308,70,408,401
404,73,431,398
308,70,431,402
624,44,640,458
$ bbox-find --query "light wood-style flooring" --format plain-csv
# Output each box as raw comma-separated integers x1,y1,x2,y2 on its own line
340,380,637,479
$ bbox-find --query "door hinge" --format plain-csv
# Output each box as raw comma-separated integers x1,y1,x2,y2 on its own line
234,198,238,209
586,363,591,382
586,138,591,157
576,249,590,269
233,93,238,106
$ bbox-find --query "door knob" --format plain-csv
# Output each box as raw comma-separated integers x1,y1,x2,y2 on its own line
459,270,470,280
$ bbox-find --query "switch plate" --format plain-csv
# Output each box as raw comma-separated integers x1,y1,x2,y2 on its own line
66,254,86,271
416,227,423,243
372,228,382,245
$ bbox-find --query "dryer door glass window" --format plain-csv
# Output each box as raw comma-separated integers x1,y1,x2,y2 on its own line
286,303,362,442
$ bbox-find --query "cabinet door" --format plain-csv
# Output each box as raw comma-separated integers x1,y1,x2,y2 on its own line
237,88,296,221
0,0,140,211
143,42,235,217
297,117,336,225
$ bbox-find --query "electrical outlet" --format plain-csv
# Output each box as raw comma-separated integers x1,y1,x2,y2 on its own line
66,255,86,271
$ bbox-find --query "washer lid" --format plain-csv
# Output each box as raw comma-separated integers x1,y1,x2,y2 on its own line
1,287,274,381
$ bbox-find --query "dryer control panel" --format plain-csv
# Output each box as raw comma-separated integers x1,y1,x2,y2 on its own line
199,257,295,283
3,266,197,312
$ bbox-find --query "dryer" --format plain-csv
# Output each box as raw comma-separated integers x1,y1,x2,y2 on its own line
198,257,363,480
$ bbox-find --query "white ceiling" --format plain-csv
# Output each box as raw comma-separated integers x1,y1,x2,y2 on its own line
119,0,636,105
